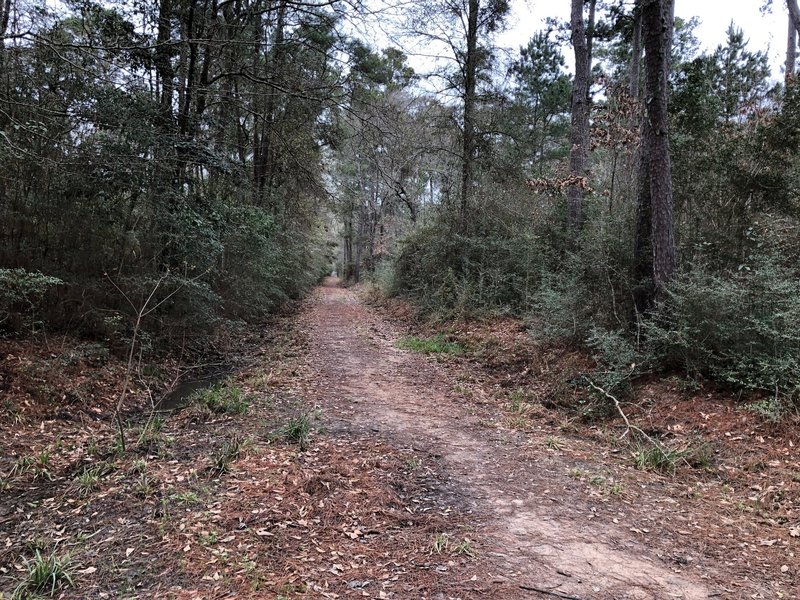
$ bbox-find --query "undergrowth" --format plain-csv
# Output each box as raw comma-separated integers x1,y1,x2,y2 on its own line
190,382,250,415
398,334,464,355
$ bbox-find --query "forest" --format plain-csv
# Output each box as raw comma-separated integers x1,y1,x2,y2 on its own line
1,0,798,598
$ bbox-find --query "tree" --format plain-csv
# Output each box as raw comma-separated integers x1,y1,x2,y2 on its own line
409,0,509,230
335,42,431,282
788,0,800,33
567,0,596,230
509,32,572,175
0,0,340,340
635,0,675,305
711,24,770,122
787,13,797,80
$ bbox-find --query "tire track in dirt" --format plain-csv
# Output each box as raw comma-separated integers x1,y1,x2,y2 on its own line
301,279,713,599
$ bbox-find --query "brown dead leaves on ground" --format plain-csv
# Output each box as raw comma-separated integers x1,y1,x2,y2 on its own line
0,315,480,599
362,290,799,594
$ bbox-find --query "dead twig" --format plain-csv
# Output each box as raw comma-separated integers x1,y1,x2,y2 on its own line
583,375,660,448
519,584,583,600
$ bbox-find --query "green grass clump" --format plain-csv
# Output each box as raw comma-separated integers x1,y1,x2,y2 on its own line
278,413,314,451
398,334,463,355
190,382,250,415
209,435,243,477
13,550,73,598
74,469,100,498
632,443,687,474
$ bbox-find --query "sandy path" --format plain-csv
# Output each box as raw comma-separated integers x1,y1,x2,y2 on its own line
301,279,714,599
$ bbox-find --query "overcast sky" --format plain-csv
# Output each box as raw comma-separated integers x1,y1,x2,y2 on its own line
499,0,788,79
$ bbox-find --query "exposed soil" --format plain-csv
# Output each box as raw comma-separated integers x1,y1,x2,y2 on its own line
297,278,797,599
0,278,797,599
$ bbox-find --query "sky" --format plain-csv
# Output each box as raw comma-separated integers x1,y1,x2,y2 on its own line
499,0,788,79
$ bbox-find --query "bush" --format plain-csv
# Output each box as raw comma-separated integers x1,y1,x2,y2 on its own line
646,259,800,400
531,265,591,342
391,219,541,316
585,325,647,399
218,207,330,321
0,269,63,333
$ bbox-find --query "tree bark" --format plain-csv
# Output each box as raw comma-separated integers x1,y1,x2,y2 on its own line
0,0,12,97
640,0,676,302
630,5,643,98
155,0,175,123
788,0,800,34
567,0,595,230
254,0,287,207
633,116,653,314
787,12,797,81
178,0,200,138
459,0,480,230
0,0,11,43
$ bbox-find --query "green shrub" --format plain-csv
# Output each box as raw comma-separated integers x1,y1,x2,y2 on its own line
585,326,647,400
744,397,789,424
531,266,591,342
0,269,63,333
218,207,330,321
646,259,800,401
391,219,539,316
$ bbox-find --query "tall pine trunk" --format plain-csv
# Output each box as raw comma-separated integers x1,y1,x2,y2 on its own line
637,0,676,304
630,5,642,98
459,0,479,231
567,0,595,230
787,13,797,81
788,0,800,33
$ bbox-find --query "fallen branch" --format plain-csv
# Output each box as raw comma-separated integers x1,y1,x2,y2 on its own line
583,375,659,445
519,584,583,600
583,375,689,472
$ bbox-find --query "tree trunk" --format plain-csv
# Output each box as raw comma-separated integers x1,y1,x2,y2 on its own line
0,0,12,45
178,0,199,138
253,0,287,207
0,0,12,116
343,213,353,280
633,116,653,314
459,0,479,230
640,0,676,302
787,13,797,81
354,202,365,283
155,0,175,123
630,5,643,98
788,0,800,34
567,0,595,230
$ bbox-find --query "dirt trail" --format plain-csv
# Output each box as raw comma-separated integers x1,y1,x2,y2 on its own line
300,278,715,600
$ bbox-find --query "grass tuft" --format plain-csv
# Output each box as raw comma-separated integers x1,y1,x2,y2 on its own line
190,382,250,415
398,334,463,355
632,443,687,474
209,435,243,476
277,412,316,451
13,550,73,599
74,469,98,498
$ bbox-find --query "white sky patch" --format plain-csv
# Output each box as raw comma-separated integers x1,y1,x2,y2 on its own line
500,0,788,79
